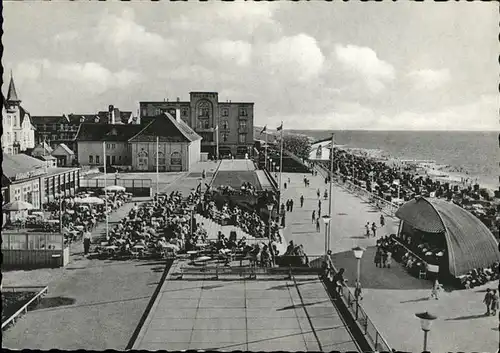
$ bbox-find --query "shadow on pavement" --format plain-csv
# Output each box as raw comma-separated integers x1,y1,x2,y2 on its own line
400,296,430,303
277,300,329,311
445,314,490,321
32,296,76,310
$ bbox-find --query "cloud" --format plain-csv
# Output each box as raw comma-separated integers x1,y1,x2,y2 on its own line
171,2,278,36
97,9,176,56
14,59,140,94
407,68,451,90
334,44,395,93
53,30,79,43
200,39,252,67
259,34,325,81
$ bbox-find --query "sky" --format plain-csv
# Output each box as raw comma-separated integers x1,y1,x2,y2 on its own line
2,1,498,131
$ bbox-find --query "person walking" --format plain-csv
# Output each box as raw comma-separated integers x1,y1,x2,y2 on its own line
354,280,363,301
284,182,287,189
386,251,392,268
288,177,291,184
317,188,321,198
290,199,294,212
300,195,304,208
430,279,442,300
316,218,321,232
371,222,377,237
374,249,382,268
318,199,322,210
491,290,499,316
365,222,370,237
380,214,385,227
312,210,316,224
381,250,388,268
483,289,492,315
83,228,92,255
324,190,328,200
286,200,290,212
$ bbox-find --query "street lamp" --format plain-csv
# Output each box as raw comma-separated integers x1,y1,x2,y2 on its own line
322,215,331,256
415,311,437,352
272,161,276,172
352,246,365,319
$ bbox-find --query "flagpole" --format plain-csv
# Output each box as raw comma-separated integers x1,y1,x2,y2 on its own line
264,130,268,170
279,122,284,209
328,133,334,252
156,136,159,203
103,142,109,240
215,124,219,160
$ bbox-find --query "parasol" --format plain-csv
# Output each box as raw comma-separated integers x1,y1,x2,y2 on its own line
104,185,126,192
75,197,105,205
3,200,34,211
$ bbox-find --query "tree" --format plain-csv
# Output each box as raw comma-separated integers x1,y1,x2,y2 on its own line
282,134,312,161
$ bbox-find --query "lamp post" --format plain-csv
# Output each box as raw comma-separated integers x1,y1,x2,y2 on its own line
415,311,437,352
272,161,276,173
352,246,365,319
322,215,331,256
267,203,274,266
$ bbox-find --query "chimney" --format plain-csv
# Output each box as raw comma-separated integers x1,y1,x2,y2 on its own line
108,105,114,124
176,97,180,102
114,107,120,124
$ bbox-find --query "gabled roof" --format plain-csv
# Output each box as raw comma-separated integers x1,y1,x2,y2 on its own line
32,141,54,154
52,143,75,156
7,75,20,102
37,155,57,161
2,153,46,181
75,123,144,142
395,197,500,277
128,113,201,143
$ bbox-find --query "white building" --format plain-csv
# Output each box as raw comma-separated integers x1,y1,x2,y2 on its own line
1,74,36,154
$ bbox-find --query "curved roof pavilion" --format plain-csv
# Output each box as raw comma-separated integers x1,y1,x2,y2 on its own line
395,197,500,277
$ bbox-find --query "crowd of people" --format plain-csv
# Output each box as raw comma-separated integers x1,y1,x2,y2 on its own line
314,148,499,234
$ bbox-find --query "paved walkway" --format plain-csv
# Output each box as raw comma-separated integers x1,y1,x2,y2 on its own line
276,170,499,353
133,275,359,352
218,159,255,171
255,170,273,190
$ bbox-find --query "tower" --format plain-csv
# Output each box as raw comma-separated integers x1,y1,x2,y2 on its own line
6,71,21,110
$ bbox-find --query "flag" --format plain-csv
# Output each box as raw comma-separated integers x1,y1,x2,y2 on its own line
260,126,267,134
276,123,283,131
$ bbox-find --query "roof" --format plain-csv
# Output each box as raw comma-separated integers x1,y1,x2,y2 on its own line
19,106,32,126
52,143,75,156
75,123,144,142
37,155,57,161
97,111,133,124
395,197,500,277
7,75,20,102
32,141,54,154
128,113,201,143
31,115,66,125
67,114,100,124
2,153,46,180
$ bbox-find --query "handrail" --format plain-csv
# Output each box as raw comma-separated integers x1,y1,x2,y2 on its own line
2,286,49,329
324,255,392,352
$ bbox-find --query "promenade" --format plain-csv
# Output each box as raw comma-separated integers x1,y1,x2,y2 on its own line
278,170,499,353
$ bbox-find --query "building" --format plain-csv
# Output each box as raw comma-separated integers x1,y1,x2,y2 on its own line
129,111,201,172
75,111,201,172
31,105,135,155
31,141,53,158
2,153,80,208
52,143,76,167
139,92,254,158
1,75,36,155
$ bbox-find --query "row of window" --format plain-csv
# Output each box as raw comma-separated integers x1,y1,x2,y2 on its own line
149,106,249,118
3,132,32,144
89,155,124,164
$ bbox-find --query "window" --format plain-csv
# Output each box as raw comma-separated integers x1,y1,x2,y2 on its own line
106,143,110,149
222,133,229,142
14,132,17,141
239,107,247,116
118,155,122,161
182,109,188,117
53,124,57,130
112,155,116,164
96,155,100,164
239,133,246,144
137,149,148,169
112,144,116,149
222,120,229,130
221,108,228,117
239,120,247,130
142,109,147,117
154,152,166,166
60,124,64,130
197,101,210,117
171,151,182,166
6,132,10,143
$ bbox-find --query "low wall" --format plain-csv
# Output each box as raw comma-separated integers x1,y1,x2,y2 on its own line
2,247,69,270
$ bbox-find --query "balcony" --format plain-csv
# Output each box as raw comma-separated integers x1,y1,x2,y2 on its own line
201,141,217,146
195,126,215,133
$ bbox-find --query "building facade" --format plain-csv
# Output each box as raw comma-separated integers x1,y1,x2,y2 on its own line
2,153,80,208
1,75,36,155
139,92,254,158
75,112,201,172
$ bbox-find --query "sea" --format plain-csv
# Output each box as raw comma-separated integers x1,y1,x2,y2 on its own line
289,130,499,190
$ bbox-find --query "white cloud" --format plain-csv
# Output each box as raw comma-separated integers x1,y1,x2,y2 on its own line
260,34,325,81
407,68,451,90
53,30,79,43
97,9,176,56
334,44,395,93
200,39,252,67
15,59,140,94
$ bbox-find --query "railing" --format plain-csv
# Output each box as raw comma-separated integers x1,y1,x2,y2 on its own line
324,256,392,352
2,286,49,330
